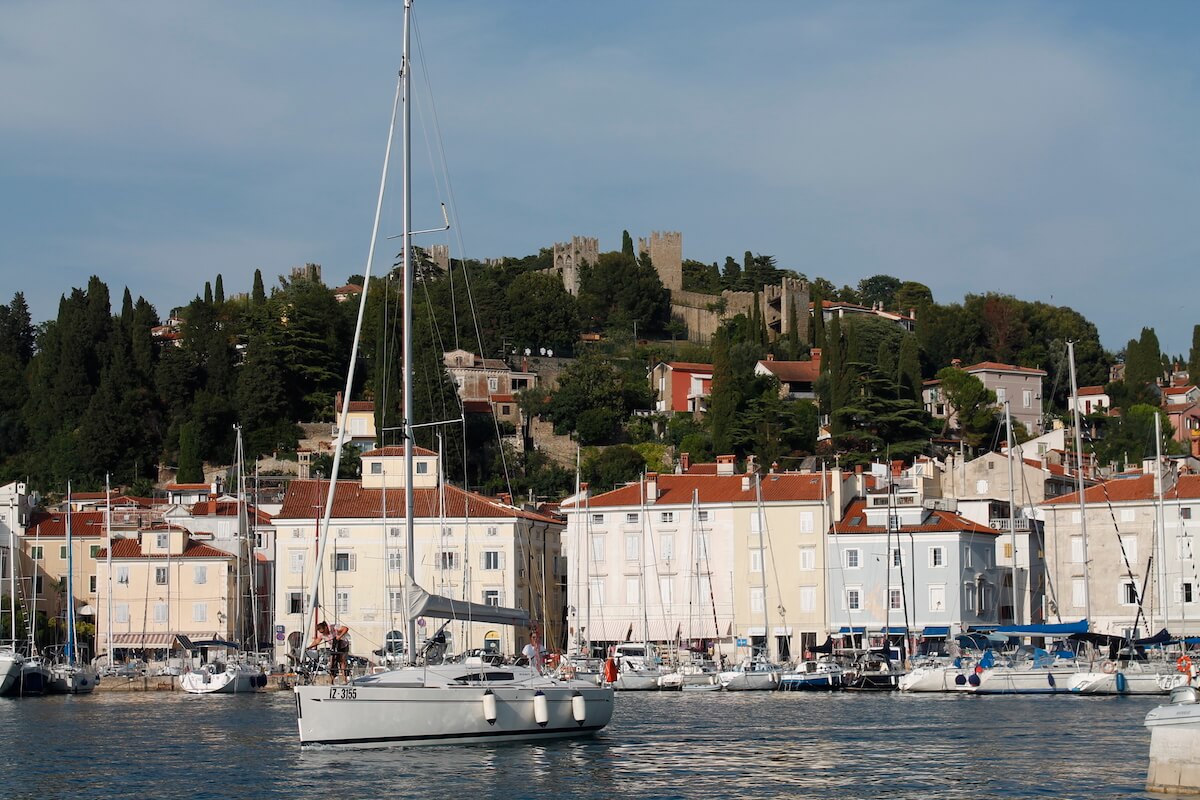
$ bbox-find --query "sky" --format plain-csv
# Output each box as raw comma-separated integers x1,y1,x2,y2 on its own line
2,1,1198,356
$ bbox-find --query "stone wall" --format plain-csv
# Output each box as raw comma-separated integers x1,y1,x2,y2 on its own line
639,230,683,292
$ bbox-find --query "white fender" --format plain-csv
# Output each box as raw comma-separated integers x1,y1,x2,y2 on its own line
482,689,498,725
533,690,549,727
571,691,586,726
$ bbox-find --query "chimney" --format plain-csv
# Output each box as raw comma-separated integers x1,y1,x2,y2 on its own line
741,474,751,492
680,452,691,474
746,455,758,475
766,353,774,362
951,358,962,368
909,307,916,320
580,481,589,495
770,461,779,474
810,347,822,364
646,472,658,502
499,492,512,505
716,455,736,477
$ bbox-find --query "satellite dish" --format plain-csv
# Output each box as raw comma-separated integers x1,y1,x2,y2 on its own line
547,349,554,357
524,348,531,356
539,347,546,356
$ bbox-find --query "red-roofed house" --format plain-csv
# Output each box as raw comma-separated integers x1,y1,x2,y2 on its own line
332,391,378,450
812,300,916,332
561,468,857,661
754,350,821,400
1041,469,1200,637
21,509,109,650
95,524,241,660
271,447,563,666
1068,386,1112,416
650,361,712,415
924,361,1048,436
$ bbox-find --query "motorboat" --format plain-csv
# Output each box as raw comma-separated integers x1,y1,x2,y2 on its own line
0,645,23,695
1069,659,1189,696
181,659,267,694
659,656,720,690
296,660,613,748
1145,685,1200,793
46,662,99,694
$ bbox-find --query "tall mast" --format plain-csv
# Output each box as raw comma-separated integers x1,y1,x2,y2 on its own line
105,473,113,666
401,0,417,665
640,476,649,646
1155,411,1167,633
753,473,769,661
7,489,15,643
1067,341,1091,628
66,481,75,665
1005,401,1020,625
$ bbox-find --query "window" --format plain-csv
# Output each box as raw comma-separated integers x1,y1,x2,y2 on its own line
625,534,640,562
337,527,350,539
996,387,1006,403
799,585,816,612
441,526,453,538
486,526,498,537
799,546,816,570
697,511,709,523
1023,389,1033,408
891,547,901,568
846,588,861,611
659,577,673,605
501,405,511,416
30,546,43,560
589,577,605,606
336,590,350,615
389,526,402,538
115,603,129,624
483,589,501,606
591,535,606,563
697,574,712,602
333,552,356,572
437,551,458,570
625,577,640,605
799,512,814,534
487,377,499,392
964,548,972,569
1119,535,1138,566
60,546,67,559
660,512,674,524
750,549,764,573
390,590,404,612
194,566,207,585
288,592,305,614
590,514,605,527
1070,536,1084,564
1072,578,1086,608
1120,508,1135,523
193,603,207,622
32,576,42,594
697,532,712,560
89,545,100,559
1183,507,1194,520
977,582,987,613
416,462,428,475
889,588,903,610
155,566,168,585
370,462,382,475
929,546,945,568
154,602,168,623
845,549,861,569
1183,583,1195,604
750,587,765,613
156,532,168,549
1182,536,1195,561
388,551,404,571
483,551,504,570
89,575,97,593
289,551,305,574
963,583,975,612
626,513,639,525
1002,543,1012,559
660,534,674,563
292,527,304,539
929,585,946,612
117,566,129,585
1119,581,1138,606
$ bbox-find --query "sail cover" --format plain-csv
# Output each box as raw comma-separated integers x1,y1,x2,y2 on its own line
405,576,529,627
992,619,1088,638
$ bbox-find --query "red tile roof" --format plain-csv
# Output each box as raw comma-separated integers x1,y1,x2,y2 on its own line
489,394,516,403
97,537,233,560
1164,386,1196,396
359,445,438,457
962,361,1048,377
757,360,820,383
834,499,999,535
1043,474,1200,505
1075,386,1107,396
1022,458,1071,478
334,283,363,294
275,479,561,524
662,362,713,373
187,500,273,525
340,400,375,413
25,510,107,538
566,472,831,509
167,483,212,491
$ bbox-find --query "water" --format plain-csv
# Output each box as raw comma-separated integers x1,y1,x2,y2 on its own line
0,690,1166,799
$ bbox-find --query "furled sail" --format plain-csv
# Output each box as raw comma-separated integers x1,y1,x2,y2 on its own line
404,576,529,628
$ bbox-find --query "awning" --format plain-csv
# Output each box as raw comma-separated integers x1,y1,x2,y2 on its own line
922,626,951,637
837,626,866,635
111,633,194,649
879,627,908,635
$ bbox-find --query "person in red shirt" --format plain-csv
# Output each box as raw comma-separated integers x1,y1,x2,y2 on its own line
310,621,351,684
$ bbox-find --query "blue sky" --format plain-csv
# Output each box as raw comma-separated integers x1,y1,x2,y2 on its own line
2,1,1198,355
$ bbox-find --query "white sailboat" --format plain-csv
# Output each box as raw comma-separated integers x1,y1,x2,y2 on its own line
46,483,98,694
719,477,781,690
294,0,612,746
1,509,25,694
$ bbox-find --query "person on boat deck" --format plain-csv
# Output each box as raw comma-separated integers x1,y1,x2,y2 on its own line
310,621,351,684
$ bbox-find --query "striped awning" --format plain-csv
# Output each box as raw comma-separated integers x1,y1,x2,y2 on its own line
111,633,195,649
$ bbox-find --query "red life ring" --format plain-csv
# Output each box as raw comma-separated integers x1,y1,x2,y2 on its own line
1178,655,1193,674
1101,661,1116,674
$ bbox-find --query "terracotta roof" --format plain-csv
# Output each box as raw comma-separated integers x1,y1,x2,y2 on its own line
275,479,561,525
489,394,516,403
962,361,1047,377
187,500,273,525
359,445,438,457
97,537,232,560
757,360,819,383
1022,458,1071,478
1164,386,1196,396
1043,474,1200,506
1075,386,1107,396
25,510,107,538
334,283,363,294
340,400,374,413
662,362,713,373
462,400,492,414
166,483,212,491
834,499,999,535
565,472,831,509
683,464,719,475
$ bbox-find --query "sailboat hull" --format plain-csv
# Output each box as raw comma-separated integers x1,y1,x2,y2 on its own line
181,663,265,694
295,678,613,748
46,664,98,694
0,653,23,696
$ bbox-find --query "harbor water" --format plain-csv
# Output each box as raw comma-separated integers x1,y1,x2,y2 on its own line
0,690,1166,799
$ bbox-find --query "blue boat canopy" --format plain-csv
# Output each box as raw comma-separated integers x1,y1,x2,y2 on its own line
922,626,951,637
837,626,866,634
992,619,1088,638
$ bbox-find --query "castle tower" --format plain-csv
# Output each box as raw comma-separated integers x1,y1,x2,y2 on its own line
551,236,599,296
428,244,451,273
638,231,682,292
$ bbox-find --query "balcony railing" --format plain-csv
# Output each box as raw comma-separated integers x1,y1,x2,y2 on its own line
990,517,1032,532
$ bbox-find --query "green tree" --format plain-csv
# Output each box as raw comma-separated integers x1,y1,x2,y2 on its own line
897,334,922,402
582,445,646,491
1125,327,1163,391
857,275,902,310
1189,325,1200,385
503,272,580,357
252,269,267,306
177,420,203,483
935,367,999,450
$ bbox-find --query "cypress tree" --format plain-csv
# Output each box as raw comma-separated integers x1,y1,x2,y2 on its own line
898,334,922,402
252,269,266,306
1188,325,1200,384
214,274,225,304
177,420,204,483
203,281,213,306
622,230,635,260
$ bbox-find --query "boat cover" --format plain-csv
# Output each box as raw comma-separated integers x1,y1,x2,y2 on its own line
405,576,529,627
991,619,1088,638
922,626,951,637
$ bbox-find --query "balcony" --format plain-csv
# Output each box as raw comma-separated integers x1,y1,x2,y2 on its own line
990,517,1031,532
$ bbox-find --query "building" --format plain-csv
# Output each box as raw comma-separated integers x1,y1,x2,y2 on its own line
649,361,712,415
813,300,916,332
270,446,563,666
561,465,855,662
95,525,241,659
638,231,683,293
1041,469,1200,638
444,349,537,429
754,351,821,401
550,236,599,297
923,361,1048,436
1069,386,1112,416
332,391,378,450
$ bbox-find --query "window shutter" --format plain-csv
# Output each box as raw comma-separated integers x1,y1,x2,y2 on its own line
349,553,357,572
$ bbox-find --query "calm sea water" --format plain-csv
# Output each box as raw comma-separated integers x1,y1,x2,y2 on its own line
0,689,1167,799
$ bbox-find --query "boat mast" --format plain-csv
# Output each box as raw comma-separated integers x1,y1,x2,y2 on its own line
66,481,75,665
401,0,417,665
753,474,769,661
105,472,113,666
1005,401,1020,625
1155,411,1167,634
1067,341,1092,629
